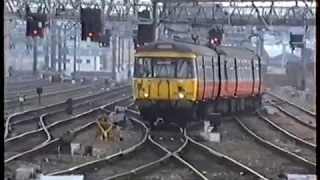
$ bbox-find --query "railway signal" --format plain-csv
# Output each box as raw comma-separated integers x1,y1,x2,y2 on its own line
66,98,73,114
289,33,304,50
99,29,111,47
80,8,102,42
137,9,153,46
25,4,47,38
208,27,223,46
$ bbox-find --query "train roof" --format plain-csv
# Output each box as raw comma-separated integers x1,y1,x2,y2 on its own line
216,46,259,60
136,40,218,57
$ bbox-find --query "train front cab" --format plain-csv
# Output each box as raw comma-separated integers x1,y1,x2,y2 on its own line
132,51,198,125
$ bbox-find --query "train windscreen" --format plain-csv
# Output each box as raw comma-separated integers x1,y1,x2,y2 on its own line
134,57,194,79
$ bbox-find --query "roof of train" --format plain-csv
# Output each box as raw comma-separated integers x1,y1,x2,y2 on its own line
137,40,258,60
217,46,258,60
137,40,218,57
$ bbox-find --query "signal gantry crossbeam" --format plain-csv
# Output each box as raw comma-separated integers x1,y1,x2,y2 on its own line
4,0,315,27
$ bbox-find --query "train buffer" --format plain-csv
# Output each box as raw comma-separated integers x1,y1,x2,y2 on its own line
95,114,118,141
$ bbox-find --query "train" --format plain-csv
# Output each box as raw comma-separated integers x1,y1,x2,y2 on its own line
132,40,265,127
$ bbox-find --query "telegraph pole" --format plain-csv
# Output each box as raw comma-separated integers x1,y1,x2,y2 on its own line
152,2,158,41
112,33,117,79
58,27,62,71
121,37,125,70
63,26,67,71
73,23,77,76
32,36,38,74
117,36,121,71
51,21,57,70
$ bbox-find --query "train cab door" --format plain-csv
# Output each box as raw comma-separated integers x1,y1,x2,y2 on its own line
204,56,214,99
219,56,227,97
197,56,205,99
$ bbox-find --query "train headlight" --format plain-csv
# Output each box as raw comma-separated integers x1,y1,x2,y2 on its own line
144,93,149,98
178,93,185,99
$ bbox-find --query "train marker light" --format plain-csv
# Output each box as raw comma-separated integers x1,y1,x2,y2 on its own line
178,93,185,99
33,30,38,35
144,93,149,98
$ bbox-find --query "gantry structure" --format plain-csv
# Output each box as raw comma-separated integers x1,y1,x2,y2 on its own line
4,0,315,28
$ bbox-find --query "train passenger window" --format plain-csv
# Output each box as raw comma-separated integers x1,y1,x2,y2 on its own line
237,60,244,81
247,60,253,81
198,67,204,80
213,60,219,82
226,59,235,81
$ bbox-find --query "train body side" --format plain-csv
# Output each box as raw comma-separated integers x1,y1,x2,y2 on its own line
195,46,263,101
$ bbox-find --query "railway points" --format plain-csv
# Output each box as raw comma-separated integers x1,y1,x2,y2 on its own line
5,87,131,147
5,97,134,179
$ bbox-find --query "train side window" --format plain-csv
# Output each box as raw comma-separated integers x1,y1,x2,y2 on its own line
226,59,235,81
244,60,249,81
247,60,253,81
219,57,225,82
213,58,219,82
254,59,260,81
237,59,242,82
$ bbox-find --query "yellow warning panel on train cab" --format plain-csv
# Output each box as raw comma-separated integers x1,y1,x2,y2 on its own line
95,114,117,141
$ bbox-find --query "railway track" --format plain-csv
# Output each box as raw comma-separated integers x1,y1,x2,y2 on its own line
265,93,316,129
5,79,52,91
46,108,268,180
5,83,84,101
202,116,315,179
4,84,130,139
4,82,107,111
5,86,130,139
5,96,133,167
262,94,316,146
240,113,316,166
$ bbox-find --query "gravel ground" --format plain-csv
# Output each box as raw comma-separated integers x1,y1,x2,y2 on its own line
260,108,316,145
139,162,196,180
204,119,311,179
84,143,163,179
5,83,108,113
180,143,255,180
270,88,315,112
5,93,132,161
238,115,316,165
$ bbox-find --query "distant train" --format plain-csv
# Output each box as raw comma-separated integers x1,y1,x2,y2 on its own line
132,40,264,127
